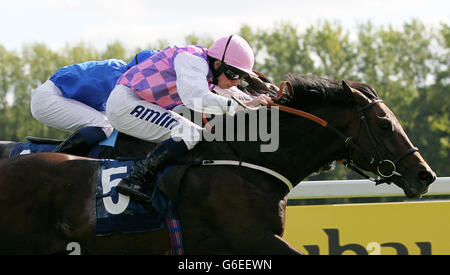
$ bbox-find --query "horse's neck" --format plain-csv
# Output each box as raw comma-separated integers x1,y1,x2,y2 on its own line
276,128,341,185
192,112,348,190
262,106,350,187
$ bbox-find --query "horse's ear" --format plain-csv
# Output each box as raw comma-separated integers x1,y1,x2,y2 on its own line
342,80,370,106
342,80,353,98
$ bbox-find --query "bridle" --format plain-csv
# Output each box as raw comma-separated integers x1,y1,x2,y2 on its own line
246,81,419,186
341,99,418,185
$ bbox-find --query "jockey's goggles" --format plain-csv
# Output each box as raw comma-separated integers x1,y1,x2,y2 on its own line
223,64,246,81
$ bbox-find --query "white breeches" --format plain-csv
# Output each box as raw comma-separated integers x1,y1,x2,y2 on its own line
30,80,114,137
105,85,203,150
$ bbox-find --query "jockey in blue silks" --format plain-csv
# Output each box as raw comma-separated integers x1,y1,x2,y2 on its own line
30,49,158,154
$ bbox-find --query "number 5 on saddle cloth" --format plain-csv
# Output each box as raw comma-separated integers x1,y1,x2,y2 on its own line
9,131,185,255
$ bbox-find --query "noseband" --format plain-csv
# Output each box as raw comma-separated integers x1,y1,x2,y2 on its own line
342,99,418,185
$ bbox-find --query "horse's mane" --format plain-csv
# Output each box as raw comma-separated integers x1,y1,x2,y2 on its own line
277,74,379,111
237,72,379,112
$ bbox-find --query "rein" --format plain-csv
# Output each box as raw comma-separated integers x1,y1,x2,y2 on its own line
270,81,418,185
268,81,328,127
199,80,417,190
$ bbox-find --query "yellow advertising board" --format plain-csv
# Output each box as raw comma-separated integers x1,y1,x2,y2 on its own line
283,201,450,255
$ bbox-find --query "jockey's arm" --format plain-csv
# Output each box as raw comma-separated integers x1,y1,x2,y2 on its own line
213,86,272,108
174,53,239,115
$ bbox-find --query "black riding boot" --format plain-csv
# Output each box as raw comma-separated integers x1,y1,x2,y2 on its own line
53,126,107,156
115,140,185,201
53,131,91,155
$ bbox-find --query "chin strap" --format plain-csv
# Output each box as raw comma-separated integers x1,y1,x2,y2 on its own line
208,57,221,85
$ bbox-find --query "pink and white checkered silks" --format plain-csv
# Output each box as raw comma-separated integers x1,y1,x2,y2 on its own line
117,45,214,110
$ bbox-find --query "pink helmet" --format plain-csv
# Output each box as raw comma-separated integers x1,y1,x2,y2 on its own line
207,35,257,77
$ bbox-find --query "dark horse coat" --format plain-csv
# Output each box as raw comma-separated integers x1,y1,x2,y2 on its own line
0,75,436,254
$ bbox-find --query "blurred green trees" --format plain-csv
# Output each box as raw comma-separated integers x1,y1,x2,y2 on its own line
0,19,448,177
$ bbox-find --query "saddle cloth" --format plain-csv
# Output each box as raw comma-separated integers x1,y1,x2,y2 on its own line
96,159,183,254
9,134,185,254
9,130,121,158
10,142,59,157
9,140,102,158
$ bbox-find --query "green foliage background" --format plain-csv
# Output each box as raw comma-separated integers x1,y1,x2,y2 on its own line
0,19,448,179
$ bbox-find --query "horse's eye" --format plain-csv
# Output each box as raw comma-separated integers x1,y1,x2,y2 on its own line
379,121,392,130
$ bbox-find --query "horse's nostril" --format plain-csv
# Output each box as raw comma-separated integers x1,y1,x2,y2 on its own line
419,171,436,186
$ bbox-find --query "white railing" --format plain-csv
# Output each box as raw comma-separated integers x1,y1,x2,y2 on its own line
288,177,450,199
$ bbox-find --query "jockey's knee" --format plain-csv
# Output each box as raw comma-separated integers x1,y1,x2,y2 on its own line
170,123,202,150
101,125,114,138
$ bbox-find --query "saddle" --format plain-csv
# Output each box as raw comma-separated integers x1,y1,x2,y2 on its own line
13,131,148,159
25,136,63,145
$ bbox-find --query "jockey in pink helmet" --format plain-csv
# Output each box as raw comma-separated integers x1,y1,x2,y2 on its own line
112,34,271,201
207,34,258,82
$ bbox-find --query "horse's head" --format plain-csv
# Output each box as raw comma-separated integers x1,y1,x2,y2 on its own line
341,80,436,198
239,73,436,198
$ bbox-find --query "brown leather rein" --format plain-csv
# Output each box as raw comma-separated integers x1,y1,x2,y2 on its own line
268,81,328,127
257,81,418,185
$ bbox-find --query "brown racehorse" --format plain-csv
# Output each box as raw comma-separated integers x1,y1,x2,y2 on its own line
0,75,436,254
0,141,15,159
